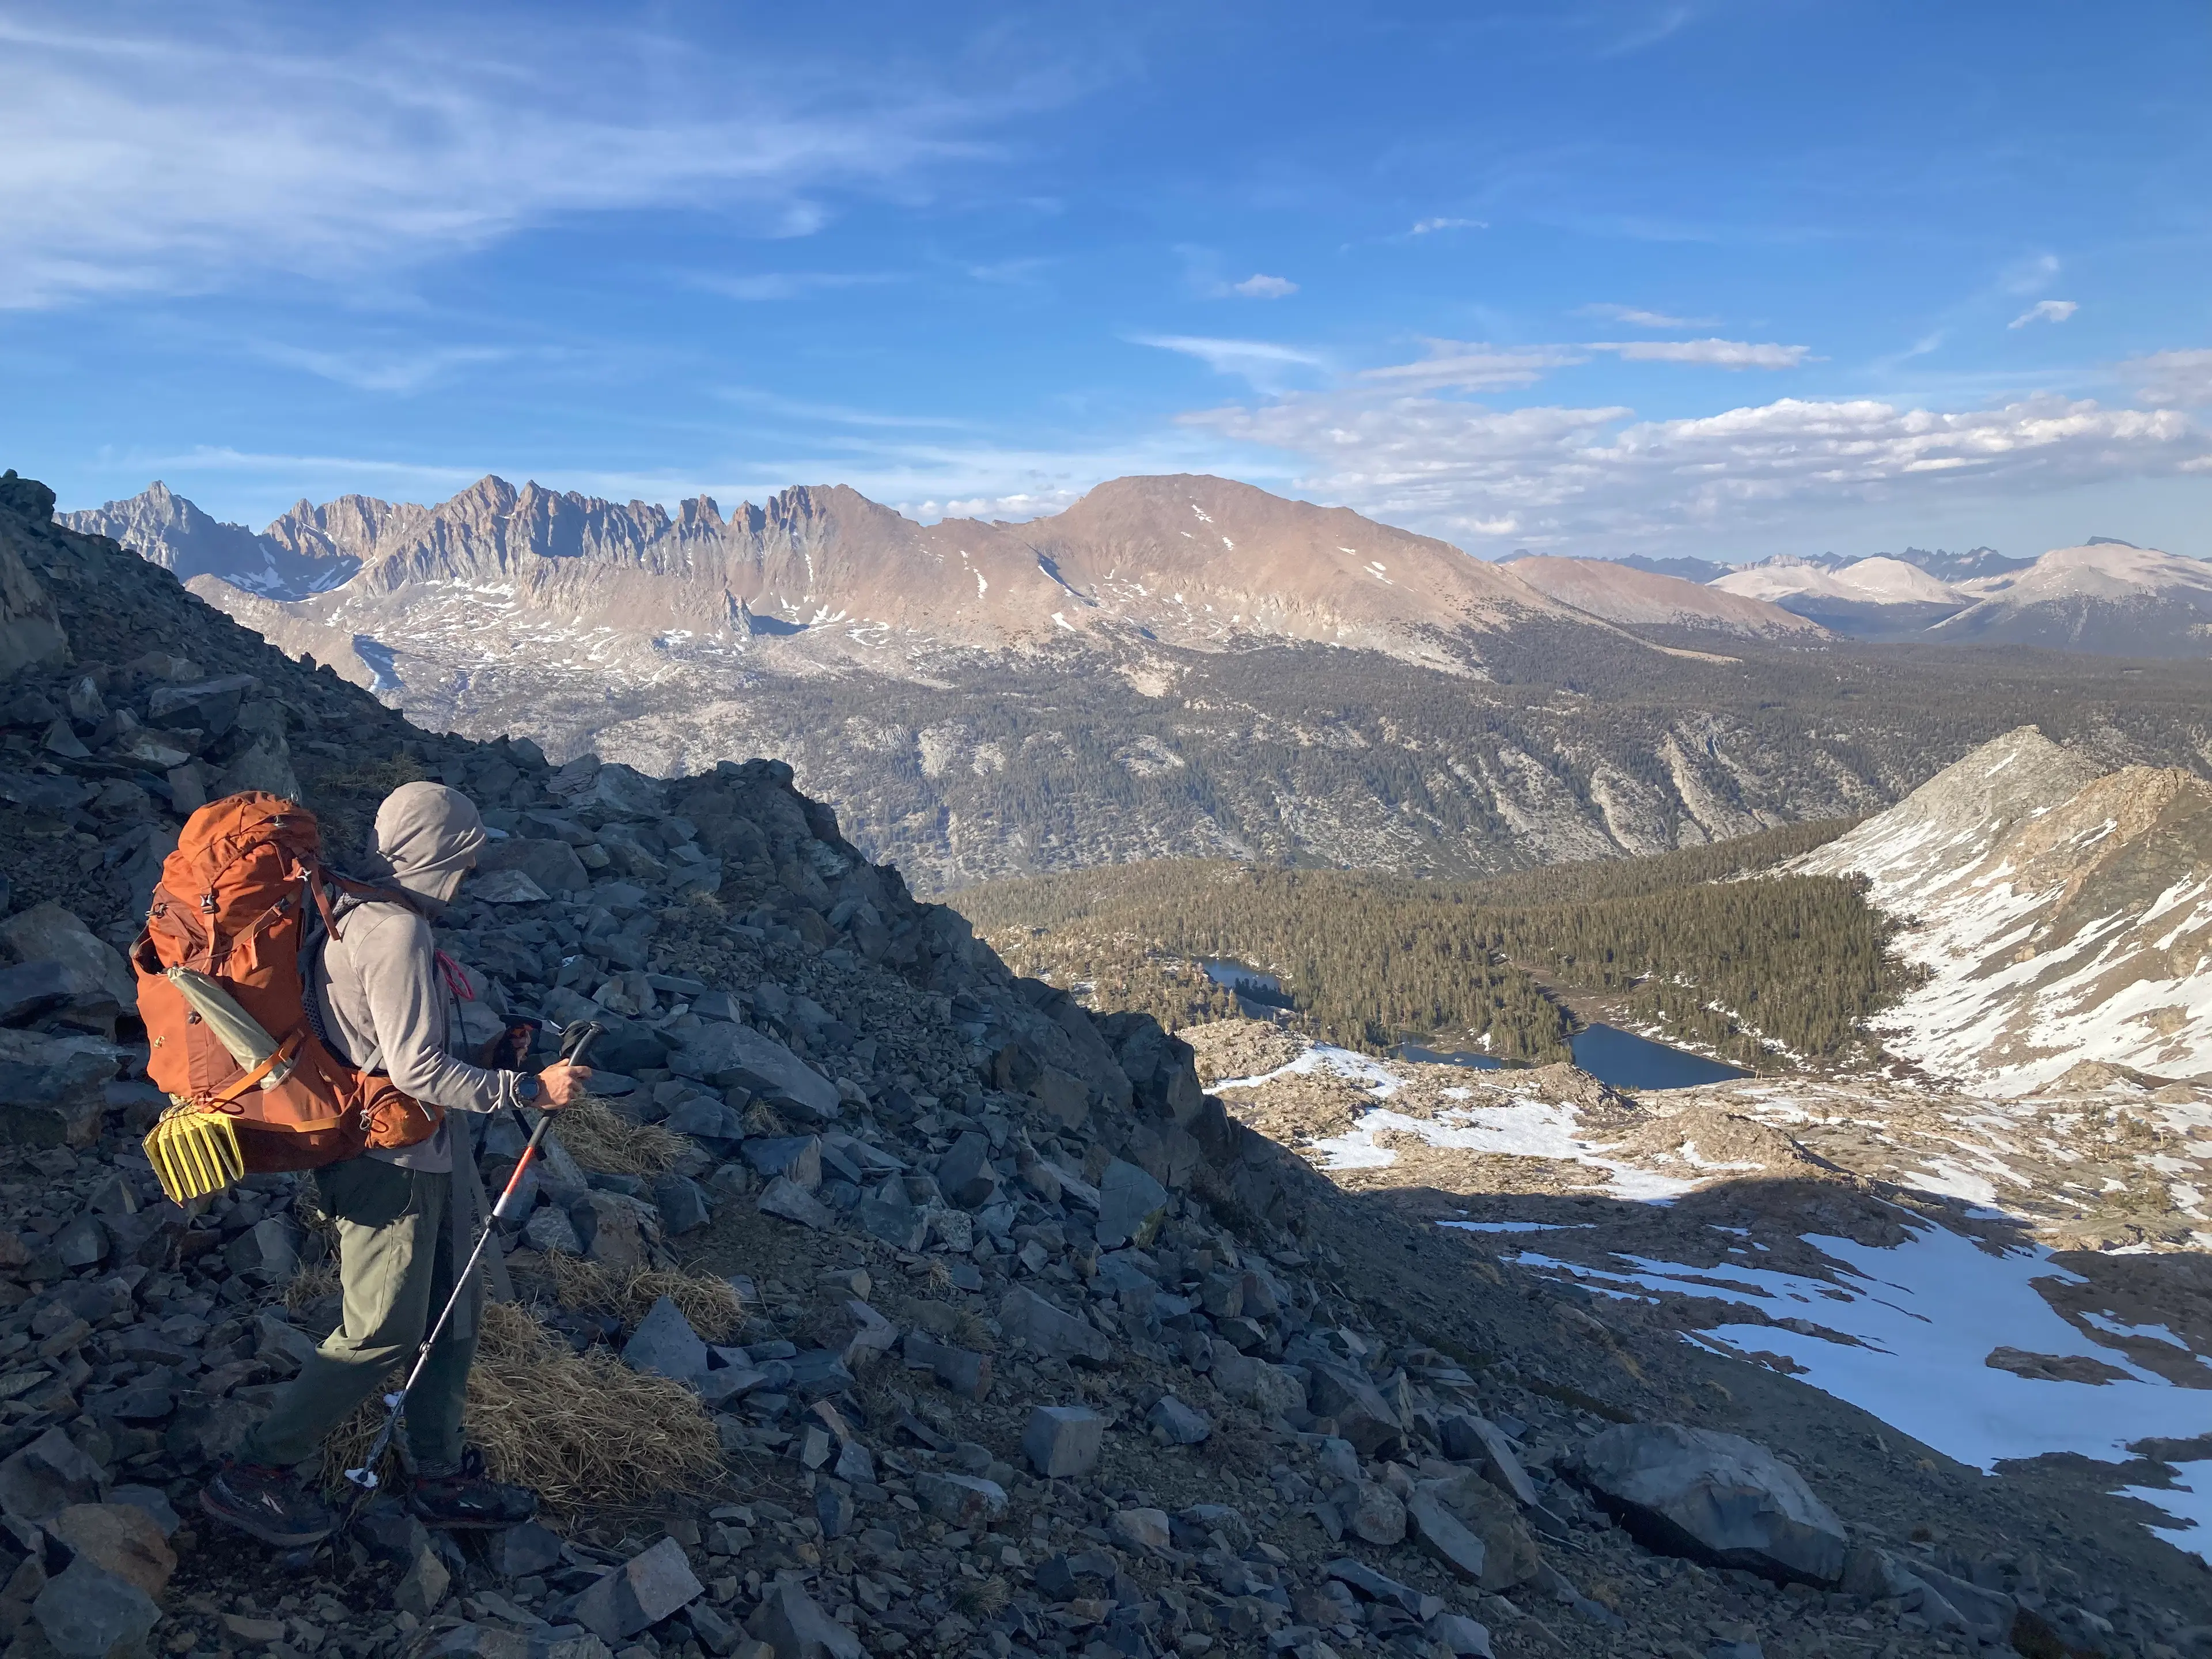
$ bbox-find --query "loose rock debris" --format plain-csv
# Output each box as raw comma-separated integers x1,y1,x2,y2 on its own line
2,469,2209,1658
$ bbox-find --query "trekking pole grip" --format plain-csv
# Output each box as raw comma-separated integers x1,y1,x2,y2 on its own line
489,1021,601,1221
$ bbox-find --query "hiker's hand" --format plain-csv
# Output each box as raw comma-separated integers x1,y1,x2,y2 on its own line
536,1062,592,1110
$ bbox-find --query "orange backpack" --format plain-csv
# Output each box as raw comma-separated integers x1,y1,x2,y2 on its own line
134,791,445,1179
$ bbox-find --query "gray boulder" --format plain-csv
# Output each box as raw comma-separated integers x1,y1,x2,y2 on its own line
1427,1612,1494,1657
571,1537,702,1643
469,869,548,905
219,733,301,801
0,1029,123,1147
748,1580,864,1659
1841,1546,2016,1645
1147,1395,1211,1445
0,1427,108,1522
758,1176,835,1230
650,1173,712,1234
0,960,109,1028
1406,1480,1538,1592
31,1556,160,1659
935,1131,999,1209
477,835,590,896
1096,1158,1168,1249
622,1296,708,1384
1441,1412,1540,1506
998,1286,1110,1366
0,904,123,994
1573,1423,1848,1586
743,1135,821,1191
679,1021,839,1117
1305,1361,1406,1459
1022,1405,1105,1478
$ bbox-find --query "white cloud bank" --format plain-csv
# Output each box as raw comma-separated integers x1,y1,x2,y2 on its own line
0,9,1019,308
1186,376,2212,548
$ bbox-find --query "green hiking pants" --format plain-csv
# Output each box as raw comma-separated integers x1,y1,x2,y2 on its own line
240,1157,481,1472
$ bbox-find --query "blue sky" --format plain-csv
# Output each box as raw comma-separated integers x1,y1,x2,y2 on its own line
3,0,2208,560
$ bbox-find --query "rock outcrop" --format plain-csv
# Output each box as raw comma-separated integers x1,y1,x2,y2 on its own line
1802,726,2212,1090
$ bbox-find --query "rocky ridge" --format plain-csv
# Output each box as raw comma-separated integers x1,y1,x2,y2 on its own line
1800,727,2212,1093
3,468,2196,1658
61,482,2212,892
64,474,1601,678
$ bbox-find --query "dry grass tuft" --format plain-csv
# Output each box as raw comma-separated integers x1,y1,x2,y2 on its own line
281,1260,340,1314
321,1302,722,1510
955,1577,1010,1620
533,1258,748,1342
552,1096,686,1176
740,1100,787,1138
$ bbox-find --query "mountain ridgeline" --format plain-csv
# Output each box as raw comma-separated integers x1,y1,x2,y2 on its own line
951,821,1914,1071
60,475,2212,891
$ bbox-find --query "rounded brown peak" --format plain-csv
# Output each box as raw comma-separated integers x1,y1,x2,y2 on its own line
1026,471,1569,635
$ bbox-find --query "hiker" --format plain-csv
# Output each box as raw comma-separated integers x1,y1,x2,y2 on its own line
199,782,593,1547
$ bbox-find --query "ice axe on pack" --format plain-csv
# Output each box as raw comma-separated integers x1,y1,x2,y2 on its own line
340,1018,603,1497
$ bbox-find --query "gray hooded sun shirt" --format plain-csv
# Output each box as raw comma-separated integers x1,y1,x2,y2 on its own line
312,781,528,1174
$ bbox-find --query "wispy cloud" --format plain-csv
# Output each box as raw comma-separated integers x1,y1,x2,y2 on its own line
1347,335,1810,391
1577,302,1718,328
1130,334,1328,388
1230,274,1298,299
2009,298,2078,328
1593,338,1813,369
686,271,902,302
1408,217,1485,236
2125,349,2212,409
0,7,1035,308
248,341,518,394
713,388,974,430
965,256,1055,285
1358,342,1582,391
1601,4,1700,56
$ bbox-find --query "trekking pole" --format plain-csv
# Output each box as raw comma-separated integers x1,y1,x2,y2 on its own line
342,1019,604,1494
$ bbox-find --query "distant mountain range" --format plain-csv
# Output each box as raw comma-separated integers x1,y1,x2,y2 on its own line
65,472,1824,675
1711,539,2212,654
57,475,2212,887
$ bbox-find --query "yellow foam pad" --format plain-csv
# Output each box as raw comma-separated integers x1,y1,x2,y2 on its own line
145,1107,245,1205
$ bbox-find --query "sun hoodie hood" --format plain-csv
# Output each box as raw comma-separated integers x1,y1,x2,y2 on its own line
361,781,486,915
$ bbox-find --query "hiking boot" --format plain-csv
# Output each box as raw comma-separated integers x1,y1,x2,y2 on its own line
200,1461,337,1547
406,1446,537,1529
